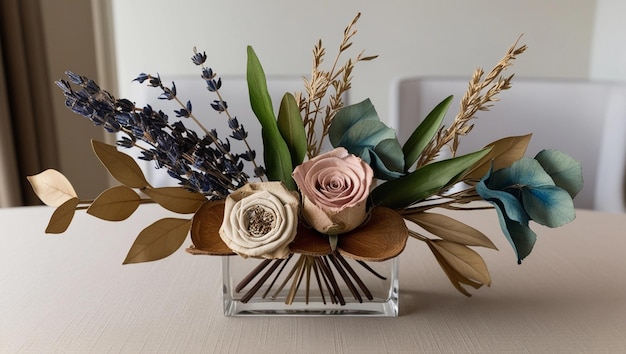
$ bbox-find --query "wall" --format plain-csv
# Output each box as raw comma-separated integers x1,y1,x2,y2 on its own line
40,0,108,199
590,0,626,80
110,0,596,124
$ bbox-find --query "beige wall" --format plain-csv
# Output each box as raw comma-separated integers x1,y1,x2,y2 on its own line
111,0,596,122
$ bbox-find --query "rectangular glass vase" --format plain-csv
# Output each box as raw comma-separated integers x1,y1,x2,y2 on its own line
222,253,398,317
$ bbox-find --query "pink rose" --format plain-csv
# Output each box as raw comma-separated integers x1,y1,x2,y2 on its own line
292,147,374,234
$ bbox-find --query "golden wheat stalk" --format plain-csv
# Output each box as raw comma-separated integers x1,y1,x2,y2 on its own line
417,36,527,167
295,12,377,158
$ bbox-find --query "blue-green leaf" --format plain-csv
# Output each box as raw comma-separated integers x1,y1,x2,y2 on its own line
521,185,576,227
487,158,555,190
329,99,379,146
330,99,405,180
534,149,583,198
402,95,453,171
489,199,537,264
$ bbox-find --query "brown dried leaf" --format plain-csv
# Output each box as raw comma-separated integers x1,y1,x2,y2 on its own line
290,224,332,256
142,186,206,214
405,212,497,249
123,218,191,264
91,140,148,188
430,240,492,286
426,240,483,297
27,169,77,207
338,207,408,262
45,197,79,234
87,186,141,221
464,134,532,179
187,201,234,255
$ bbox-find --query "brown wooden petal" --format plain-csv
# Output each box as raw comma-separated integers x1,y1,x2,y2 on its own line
186,200,235,255
338,207,409,262
289,223,332,256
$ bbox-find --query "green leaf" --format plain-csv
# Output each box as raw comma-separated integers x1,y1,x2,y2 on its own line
402,95,453,171
91,140,149,189
534,149,583,198
142,186,207,214
87,185,141,221
123,218,191,264
277,92,307,166
246,46,294,189
371,148,491,209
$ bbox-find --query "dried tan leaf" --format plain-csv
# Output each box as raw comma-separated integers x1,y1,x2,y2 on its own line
464,134,532,179
187,201,234,255
87,186,141,221
142,187,206,214
338,207,408,261
426,240,483,297
430,240,492,286
405,212,497,250
27,169,77,207
290,224,332,256
123,218,191,264
91,140,149,188
45,197,79,234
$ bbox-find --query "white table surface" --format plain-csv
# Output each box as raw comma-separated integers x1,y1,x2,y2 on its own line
1,204,626,353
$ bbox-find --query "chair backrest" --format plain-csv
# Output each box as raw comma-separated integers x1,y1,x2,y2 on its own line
389,76,626,213
120,75,305,187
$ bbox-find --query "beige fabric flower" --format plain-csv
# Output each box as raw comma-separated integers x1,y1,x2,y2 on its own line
292,147,374,235
219,182,299,259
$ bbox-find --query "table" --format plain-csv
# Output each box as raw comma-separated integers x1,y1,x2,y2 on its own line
2,204,626,352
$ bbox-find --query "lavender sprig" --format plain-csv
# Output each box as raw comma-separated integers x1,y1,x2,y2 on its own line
56,71,248,199
192,47,266,179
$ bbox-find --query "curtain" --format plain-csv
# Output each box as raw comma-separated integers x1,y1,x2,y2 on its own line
0,0,60,207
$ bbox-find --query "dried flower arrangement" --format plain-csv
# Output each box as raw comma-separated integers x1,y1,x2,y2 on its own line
28,13,582,305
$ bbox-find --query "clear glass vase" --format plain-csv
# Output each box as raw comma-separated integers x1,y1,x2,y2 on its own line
222,253,399,317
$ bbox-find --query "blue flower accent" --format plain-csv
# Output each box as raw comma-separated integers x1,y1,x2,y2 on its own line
476,150,582,263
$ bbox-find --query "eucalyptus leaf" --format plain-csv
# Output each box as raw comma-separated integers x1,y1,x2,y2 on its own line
534,149,583,198
403,95,453,171
123,218,191,264
45,197,79,234
246,46,294,189
521,186,576,227
142,186,206,214
277,92,307,166
330,99,404,179
91,140,149,189
27,169,78,207
371,148,491,209
489,199,537,263
329,98,379,146
87,185,141,221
